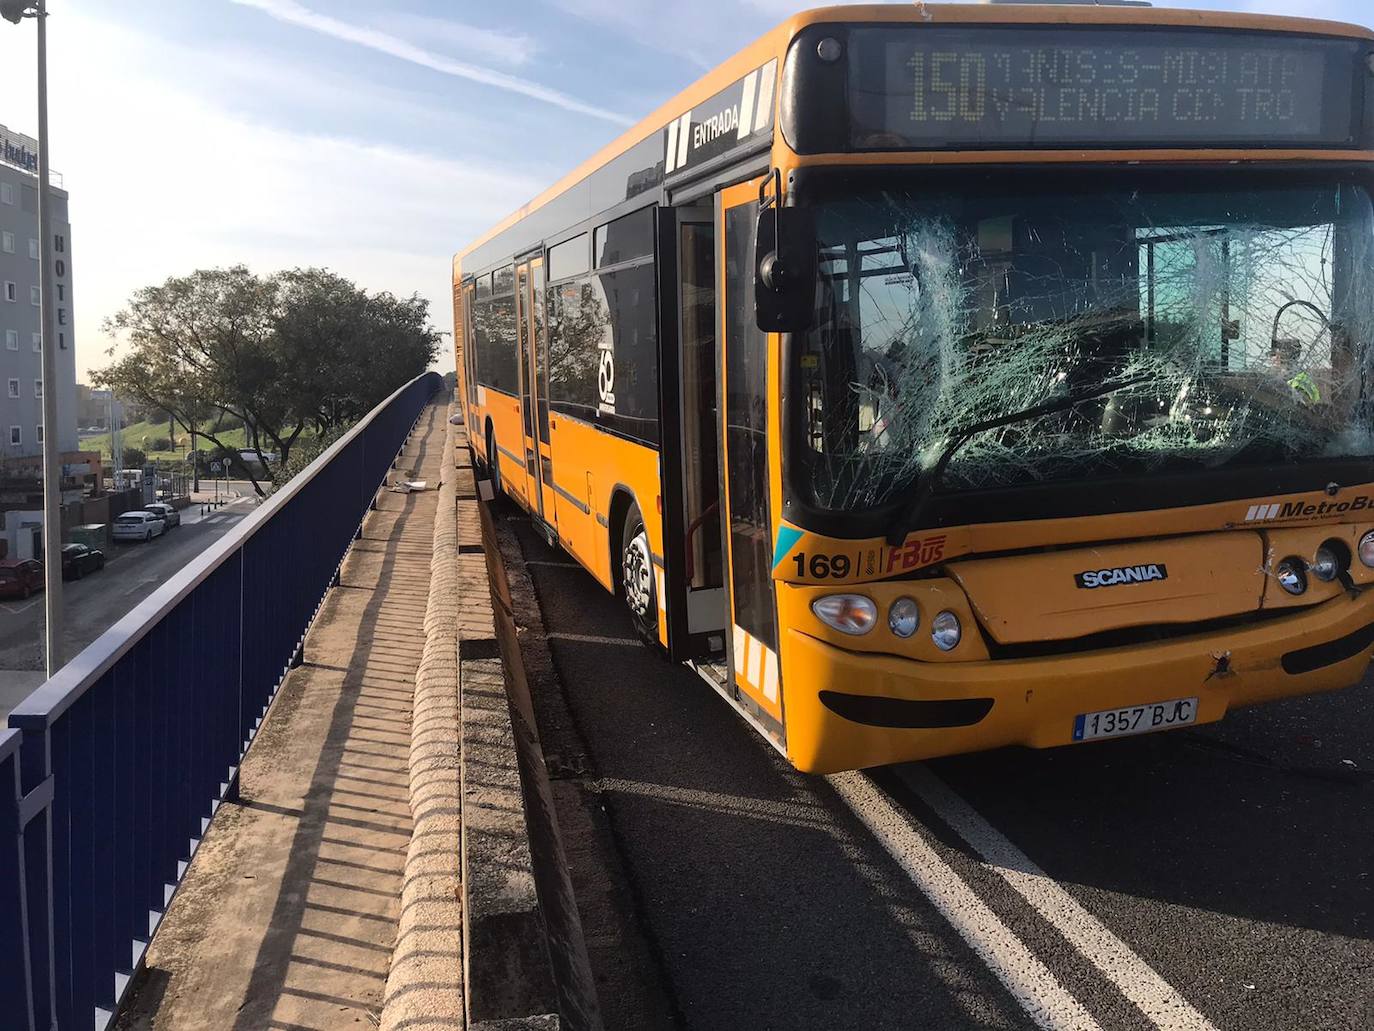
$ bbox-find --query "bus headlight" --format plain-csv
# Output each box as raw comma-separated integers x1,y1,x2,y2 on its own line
1359,530,1374,568
812,594,877,635
888,597,920,638
1311,542,1347,582
1276,557,1308,596
931,610,962,651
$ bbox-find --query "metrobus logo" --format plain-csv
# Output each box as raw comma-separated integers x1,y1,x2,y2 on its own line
1244,496,1374,521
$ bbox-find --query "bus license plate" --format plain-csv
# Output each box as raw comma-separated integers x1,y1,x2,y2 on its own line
1072,698,1197,742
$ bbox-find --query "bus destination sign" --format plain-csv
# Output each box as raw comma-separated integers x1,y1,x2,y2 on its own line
847,27,1365,150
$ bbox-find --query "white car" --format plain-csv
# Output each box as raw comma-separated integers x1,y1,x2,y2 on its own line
144,502,181,528
113,510,166,542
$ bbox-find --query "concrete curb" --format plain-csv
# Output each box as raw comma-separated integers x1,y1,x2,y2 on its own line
458,436,563,1029
379,408,466,1031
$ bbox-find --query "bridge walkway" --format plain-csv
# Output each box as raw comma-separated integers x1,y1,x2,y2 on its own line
114,403,448,1030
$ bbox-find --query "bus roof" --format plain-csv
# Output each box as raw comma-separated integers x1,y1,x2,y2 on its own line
455,3,1374,272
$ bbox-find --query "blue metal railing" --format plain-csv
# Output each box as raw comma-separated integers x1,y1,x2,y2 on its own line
3,371,442,1030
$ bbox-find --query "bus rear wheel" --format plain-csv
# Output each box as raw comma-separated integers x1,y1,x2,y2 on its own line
620,504,657,644
485,425,502,496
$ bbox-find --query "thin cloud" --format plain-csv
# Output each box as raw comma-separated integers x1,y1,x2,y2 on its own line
229,0,632,126
384,13,538,68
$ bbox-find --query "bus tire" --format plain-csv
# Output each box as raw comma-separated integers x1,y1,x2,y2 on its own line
485,423,502,496
619,503,657,645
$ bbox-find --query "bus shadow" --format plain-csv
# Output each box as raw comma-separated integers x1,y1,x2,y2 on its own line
501,506,1042,1031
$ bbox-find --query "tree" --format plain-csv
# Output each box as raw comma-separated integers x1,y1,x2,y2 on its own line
121,446,147,468
95,266,440,497
273,268,441,433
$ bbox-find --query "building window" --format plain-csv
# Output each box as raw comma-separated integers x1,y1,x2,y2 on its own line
1,231,13,254
31,333,39,352
4,331,15,351
30,286,40,306
0,183,12,205
53,234,64,253
57,308,65,325
28,238,38,260
3,282,14,302
34,380,41,399
7,379,18,399
9,427,20,446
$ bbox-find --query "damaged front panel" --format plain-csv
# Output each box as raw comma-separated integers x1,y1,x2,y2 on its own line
793,179,1374,520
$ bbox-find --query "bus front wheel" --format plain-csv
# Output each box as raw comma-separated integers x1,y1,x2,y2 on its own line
620,504,657,644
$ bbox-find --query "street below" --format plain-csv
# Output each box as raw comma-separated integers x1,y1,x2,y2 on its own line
494,502,1374,1031
0,497,253,716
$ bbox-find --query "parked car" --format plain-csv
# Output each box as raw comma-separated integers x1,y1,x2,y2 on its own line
144,502,181,528
0,558,44,599
60,543,105,580
113,511,166,542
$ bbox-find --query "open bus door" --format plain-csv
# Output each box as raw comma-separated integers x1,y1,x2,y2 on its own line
658,204,727,662
655,186,786,748
715,180,787,741
514,255,556,527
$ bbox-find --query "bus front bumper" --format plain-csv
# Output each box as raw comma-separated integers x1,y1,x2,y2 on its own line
780,592,1374,774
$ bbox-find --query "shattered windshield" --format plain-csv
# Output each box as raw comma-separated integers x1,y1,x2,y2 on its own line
794,178,1374,513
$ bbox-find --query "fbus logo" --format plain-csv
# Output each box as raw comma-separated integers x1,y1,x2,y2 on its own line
884,534,947,574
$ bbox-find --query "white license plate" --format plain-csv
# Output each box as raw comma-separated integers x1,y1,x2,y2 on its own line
1072,697,1198,742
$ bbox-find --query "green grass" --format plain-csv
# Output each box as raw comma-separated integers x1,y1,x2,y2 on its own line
77,419,318,465
78,418,249,463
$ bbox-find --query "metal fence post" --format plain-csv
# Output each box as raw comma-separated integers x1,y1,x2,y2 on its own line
14,727,55,1031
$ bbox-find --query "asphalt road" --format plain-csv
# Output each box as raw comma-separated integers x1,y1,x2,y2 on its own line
494,502,1373,1031
0,498,254,714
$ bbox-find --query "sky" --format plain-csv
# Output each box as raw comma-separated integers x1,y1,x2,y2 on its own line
0,0,1371,382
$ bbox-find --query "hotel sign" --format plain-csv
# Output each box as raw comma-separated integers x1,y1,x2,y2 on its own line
0,125,39,174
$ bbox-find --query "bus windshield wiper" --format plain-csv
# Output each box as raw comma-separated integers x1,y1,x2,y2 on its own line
884,374,1151,546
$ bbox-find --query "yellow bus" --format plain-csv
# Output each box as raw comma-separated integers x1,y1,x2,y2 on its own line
455,3,1374,773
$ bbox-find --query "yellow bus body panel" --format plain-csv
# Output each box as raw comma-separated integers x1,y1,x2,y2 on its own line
779,586,1374,774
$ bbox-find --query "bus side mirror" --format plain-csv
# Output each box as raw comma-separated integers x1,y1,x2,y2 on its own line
755,206,817,334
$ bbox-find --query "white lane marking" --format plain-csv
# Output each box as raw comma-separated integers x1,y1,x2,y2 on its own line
544,632,641,647
0,597,41,615
829,771,1101,1031
898,765,1218,1031
595,777,833,829
123,576,161,596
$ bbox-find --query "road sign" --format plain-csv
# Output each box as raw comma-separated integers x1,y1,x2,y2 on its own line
211,461,223,474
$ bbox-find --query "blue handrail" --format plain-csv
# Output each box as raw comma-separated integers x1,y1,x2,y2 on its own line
4,371,442,1030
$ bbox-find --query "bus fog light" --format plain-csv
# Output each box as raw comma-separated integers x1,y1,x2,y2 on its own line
812,594,877,635
1359,530,1374,568
1276,558,1308,596
888,597,919,638
1311,542,1346,582
931,610,961,651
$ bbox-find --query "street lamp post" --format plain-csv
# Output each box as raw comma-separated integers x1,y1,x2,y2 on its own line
3,0,63,676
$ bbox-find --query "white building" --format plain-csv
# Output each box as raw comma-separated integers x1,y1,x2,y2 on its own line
0,123,77,472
